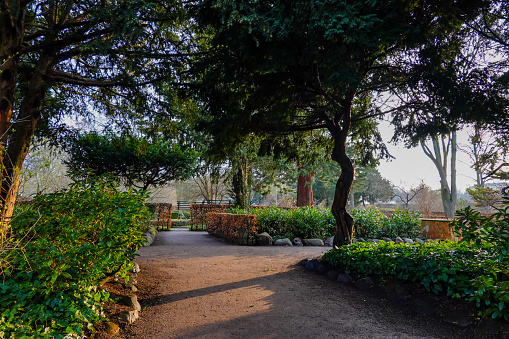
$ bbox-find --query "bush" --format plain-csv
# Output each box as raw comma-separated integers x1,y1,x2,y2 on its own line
449,196,509,320
230,206,335,240
351,207,421,239
322,240,507,320
0,176,149,338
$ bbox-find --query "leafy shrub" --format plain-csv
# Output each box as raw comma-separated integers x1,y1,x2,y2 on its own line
449,196,509,320
351,207,385,238
0,176,149,338
229,206,335,240
351,207,421,239
322,240,508,321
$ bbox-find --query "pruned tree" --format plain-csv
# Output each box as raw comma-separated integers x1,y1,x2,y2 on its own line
65,132,198,191
192,0,489,246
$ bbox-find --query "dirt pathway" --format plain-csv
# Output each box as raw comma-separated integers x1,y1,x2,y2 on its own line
122,229,484,339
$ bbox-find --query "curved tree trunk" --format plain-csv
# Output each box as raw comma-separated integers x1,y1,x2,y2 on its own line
327,95,356,247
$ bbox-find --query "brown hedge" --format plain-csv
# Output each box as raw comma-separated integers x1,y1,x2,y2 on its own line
206,212,258,245
151,203,172,230
190,204,230,226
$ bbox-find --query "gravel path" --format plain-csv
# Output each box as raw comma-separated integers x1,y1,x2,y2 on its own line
122,229,490,339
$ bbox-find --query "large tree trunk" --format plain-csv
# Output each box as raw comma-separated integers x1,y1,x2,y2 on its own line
1,53,54,227
420,132,457,219
296,165,313,207
327,95,356,247
0,5,25,237
232,158,250,209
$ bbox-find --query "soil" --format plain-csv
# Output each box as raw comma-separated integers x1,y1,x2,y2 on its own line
95,229,509,339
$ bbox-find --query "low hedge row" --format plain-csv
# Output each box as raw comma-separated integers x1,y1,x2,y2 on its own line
191,204,230,226
229,206,335,241
206,212,258,245
351,207,421,239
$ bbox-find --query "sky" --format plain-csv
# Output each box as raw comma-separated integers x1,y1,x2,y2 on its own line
376,120,477,193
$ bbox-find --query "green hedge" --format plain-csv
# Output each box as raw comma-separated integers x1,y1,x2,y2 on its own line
351,207,421,239
0,176,150,338
322,240,507,321
230,206,335,240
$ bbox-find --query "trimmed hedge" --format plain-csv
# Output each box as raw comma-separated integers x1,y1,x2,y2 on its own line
190,204,230,226
206,212,258,245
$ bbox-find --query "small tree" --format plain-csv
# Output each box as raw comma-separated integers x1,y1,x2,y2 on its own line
466,185,502,212
65,133,198,191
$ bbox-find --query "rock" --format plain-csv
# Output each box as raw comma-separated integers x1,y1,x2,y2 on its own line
129,284,138,292
256,232,273,246
356,238,366,243
326,270,340,280
302,239,324,246
395,236,404,244
372,239,380,244
105,321,120,335
297,258,310,266
355,277,374,290
443,309,471,328
402,237,414,244
351,238,358,244
380,237,393,243
337,274,353,284
121,310,139,324
130,278,138,285
305,259,323,271
274,238,293,246
132,261,140,273
415,238,424,245
324,237,334,247
293,238,303,246
129,294,142,311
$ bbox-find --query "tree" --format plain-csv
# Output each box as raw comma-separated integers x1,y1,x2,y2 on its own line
296,165,314,207
466,185,502,212
420,132,457,218
65,132,198,191
355,167,394,206
192,0,486,246
394,182,426,210
0,1,191,237
461,124,509,187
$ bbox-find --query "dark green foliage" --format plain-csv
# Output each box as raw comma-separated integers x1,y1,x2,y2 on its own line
65,132,198,190
0,176,149,338
230,206,336,240
351,208,421,239
322,241,508,321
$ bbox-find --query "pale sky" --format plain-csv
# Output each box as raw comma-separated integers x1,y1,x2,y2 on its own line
376,120,477,193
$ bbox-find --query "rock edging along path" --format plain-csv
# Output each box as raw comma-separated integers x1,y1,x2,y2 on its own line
122,229,497,339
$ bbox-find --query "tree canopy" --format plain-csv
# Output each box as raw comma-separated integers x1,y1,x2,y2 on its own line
64,132,198,191
191,0,493,245
0,0,193,230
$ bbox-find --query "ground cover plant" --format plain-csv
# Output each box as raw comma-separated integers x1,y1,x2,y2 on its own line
0,175,150,338
323,197,509,321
